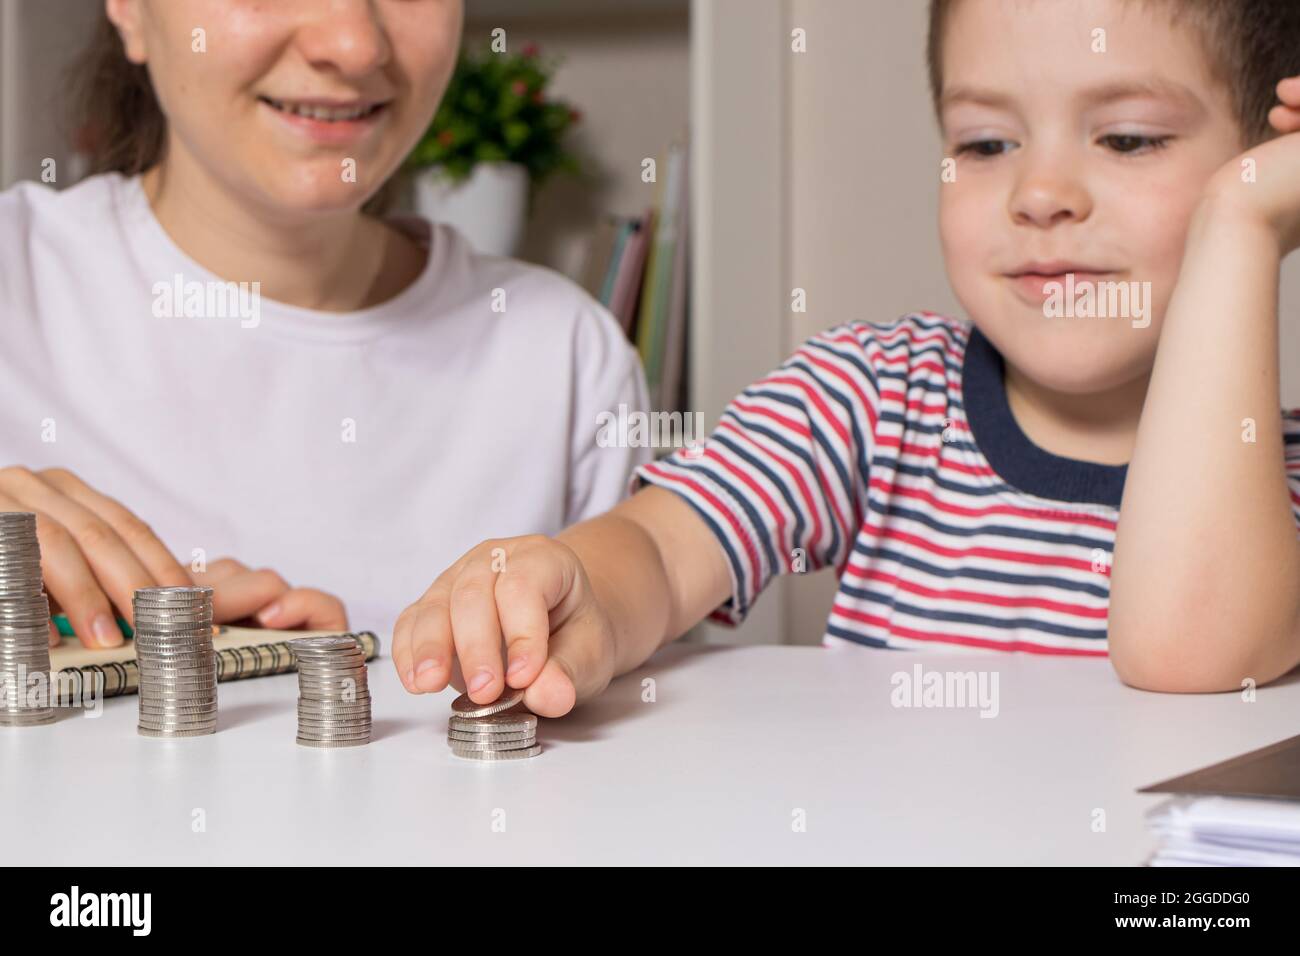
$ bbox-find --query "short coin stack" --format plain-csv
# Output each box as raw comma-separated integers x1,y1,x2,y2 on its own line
447,689,541,760
0,512,54,726
133,586,218,738
289,635,371,747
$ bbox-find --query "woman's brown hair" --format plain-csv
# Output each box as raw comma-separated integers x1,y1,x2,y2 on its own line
68,16,165,176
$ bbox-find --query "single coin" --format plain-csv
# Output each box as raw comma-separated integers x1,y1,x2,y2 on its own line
450,689,525,719
450,744,542,761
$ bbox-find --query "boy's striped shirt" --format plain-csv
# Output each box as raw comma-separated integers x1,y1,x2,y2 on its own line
635,312,1300,655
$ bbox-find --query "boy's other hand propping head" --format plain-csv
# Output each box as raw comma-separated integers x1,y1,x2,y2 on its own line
391,535,617,719
1207,76,1300,254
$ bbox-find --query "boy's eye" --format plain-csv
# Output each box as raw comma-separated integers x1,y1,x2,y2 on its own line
1100,133,1174,155
953,139,1014,159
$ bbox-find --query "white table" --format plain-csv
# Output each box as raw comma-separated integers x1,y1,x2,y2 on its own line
3,641,1295,865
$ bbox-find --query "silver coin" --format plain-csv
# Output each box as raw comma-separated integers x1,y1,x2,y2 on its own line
450,689,524,719
448,729,536,743
448,736,537,752
450,744,542,761
447,711,537,733
296,736,369,748
138,726,215,738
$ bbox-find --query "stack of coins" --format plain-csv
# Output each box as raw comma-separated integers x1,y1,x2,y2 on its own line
133,586,217,738
0,513,54,726
447,689,541,760
290,635,371,748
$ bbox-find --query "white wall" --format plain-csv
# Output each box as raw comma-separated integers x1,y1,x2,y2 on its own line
0,0,99,190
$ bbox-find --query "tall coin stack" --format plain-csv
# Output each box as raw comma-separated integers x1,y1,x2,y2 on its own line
133,586,218,737
447,689,541,760
0,512,54,726
289,635,372,748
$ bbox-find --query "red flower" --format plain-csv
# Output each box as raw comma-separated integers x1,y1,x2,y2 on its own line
532,91,544,104
511,80,528,97
521,42,540,58
437,130,455,147
569,109,582,124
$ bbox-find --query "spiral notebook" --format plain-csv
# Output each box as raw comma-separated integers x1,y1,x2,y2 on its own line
48,626,381,700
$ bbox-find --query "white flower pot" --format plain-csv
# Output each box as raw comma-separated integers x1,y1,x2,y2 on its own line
412,160,530,257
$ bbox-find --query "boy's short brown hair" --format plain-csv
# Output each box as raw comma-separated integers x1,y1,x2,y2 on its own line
927,0,1300,147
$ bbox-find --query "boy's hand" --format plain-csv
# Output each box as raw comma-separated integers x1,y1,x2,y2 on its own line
1205,76,1300,254
391,535,617,718
188,557,349,632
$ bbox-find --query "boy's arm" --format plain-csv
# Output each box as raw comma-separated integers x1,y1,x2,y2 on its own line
1108,196,1300,692
558,486,732,676
1109,82,1300,691
391,486,730,717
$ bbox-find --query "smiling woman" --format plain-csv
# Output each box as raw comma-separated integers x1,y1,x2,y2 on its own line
0,0,650,643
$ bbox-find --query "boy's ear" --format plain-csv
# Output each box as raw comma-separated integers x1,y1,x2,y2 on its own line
104,0,149,65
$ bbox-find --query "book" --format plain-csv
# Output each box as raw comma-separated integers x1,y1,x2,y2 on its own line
658,145,691,414
580,215,622,302
1140,733,1300,866
609,208,654,336
636,139,688,405
48,626,381,700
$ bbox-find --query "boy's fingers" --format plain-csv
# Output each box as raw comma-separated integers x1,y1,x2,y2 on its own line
523,656,578,718
448,548,506,704
495,541,570,689
408,597,455,694
521,615,613,718
1268,103,1300,133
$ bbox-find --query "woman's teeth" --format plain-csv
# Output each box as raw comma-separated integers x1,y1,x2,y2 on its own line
262,98,380,122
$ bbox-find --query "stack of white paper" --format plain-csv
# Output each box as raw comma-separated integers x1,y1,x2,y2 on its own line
1146,796,1300,866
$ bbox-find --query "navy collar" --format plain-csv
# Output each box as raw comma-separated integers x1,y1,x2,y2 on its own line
961,325,1127,508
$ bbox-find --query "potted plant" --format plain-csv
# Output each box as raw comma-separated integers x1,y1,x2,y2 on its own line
408,41,582,257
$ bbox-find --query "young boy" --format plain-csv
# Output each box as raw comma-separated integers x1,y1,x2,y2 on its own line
393,0,1300,716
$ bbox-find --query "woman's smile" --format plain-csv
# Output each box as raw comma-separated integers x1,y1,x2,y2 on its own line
257,95,391,147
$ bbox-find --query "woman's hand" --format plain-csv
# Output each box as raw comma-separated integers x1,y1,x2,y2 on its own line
189,557,348,632
0,465,349,649
1204,76,1300,255
0,466,193,649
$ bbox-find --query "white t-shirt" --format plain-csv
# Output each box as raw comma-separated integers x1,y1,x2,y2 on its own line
0,173,650,631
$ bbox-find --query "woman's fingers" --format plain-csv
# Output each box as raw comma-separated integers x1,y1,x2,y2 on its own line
207,567,292,622
255,587,348,631
0,467,156,632
0,488,123,649
190,557,248,586
38,468,191,590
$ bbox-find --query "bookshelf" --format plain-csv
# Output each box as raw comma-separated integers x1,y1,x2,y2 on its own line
463,0,793,646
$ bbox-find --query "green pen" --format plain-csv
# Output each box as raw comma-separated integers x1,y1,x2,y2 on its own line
52,613,134,640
